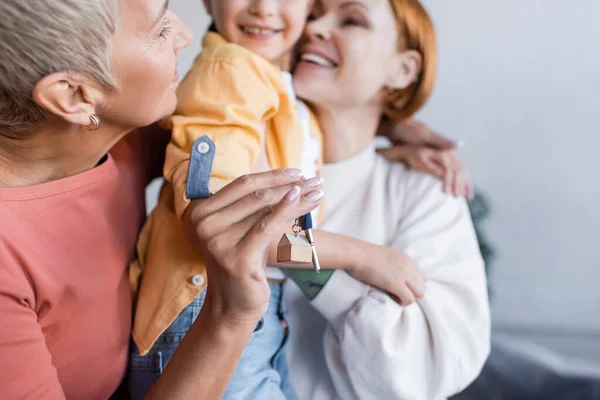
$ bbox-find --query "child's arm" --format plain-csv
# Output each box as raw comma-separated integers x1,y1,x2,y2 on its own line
377,117,456,149
377,117,471,199
270,229,426,305
378,145,472,199
163,49,285,219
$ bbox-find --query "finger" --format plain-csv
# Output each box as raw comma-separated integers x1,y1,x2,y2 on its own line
443,165,455,195
421,127,457,150
393,285,416,307
407,275,426,299
444,153,470,198
220,207,272,245
431,150,451,169
433,152,454,195
239,187,324,253
224,185,325,245
221,184,323,244
453,167,465,198
376,146,406,162
423,159,445,179
458,169,472,199
201,179,322,235
195,169,304,219
389,294,403,305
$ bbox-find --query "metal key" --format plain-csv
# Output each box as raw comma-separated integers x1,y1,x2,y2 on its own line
298,213,320,273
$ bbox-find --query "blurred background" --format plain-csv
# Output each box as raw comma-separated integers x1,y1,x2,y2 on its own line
149,0,600,397
417,0,600,362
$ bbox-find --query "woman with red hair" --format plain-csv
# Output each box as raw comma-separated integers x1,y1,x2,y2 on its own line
284,0,491,398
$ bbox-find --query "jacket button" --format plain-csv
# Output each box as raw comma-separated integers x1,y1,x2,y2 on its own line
191,274,205,286
197,142,210,154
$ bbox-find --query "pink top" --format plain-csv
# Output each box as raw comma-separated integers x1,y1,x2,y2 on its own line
0,130,161,399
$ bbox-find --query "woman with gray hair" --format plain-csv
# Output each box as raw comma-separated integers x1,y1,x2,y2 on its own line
0,0,323,399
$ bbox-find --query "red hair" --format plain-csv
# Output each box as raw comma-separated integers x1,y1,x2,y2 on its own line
384,0,437,122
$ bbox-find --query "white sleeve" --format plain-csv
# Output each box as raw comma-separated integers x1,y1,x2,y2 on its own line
310,176,491,400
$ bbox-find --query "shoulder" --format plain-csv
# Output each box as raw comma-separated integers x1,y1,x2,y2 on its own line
0,239,36,308
371,154,473,231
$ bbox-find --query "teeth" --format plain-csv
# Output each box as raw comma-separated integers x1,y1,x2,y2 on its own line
301,53,334,67
242,26,276,35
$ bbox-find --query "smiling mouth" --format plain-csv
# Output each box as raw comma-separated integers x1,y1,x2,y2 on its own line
240,25,283,38
299,53,338,68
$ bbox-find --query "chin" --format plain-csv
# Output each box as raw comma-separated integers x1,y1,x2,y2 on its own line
293,74,328,105
137,100,177,129
157,96,178,120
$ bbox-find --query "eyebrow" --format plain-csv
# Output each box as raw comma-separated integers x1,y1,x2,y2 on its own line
153,0,170,27
340,1,369,11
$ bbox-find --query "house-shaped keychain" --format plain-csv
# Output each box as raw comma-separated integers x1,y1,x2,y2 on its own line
277,232,313,263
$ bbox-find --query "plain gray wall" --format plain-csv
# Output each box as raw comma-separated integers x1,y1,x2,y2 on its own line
156,1,600,342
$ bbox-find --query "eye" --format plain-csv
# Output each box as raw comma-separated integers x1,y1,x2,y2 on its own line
343,17,364,27
159,18,172,39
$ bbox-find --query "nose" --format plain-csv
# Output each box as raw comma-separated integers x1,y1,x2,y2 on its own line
304,15,332,41
249,0,277,18
173,14,193,52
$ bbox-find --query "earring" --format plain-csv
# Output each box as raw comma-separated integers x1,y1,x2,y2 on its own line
386,87,395,94
85,114,101,131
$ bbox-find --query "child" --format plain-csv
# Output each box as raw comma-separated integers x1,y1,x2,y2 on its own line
128,0,429,399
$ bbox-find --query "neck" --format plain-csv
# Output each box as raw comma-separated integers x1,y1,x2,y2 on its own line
0,120,130,187
314,103,382,164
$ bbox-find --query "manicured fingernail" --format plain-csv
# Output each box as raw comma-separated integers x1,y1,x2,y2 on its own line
284,185,301,202
304,189,324,202
455,140,466,149
284,168,302,178
304,176,324,187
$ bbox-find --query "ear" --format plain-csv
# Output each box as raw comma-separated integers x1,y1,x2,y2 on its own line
386,50,423,91
32,72,105,128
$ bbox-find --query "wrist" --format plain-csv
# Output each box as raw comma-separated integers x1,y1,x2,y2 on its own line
344,240,372,274
200,292,263,335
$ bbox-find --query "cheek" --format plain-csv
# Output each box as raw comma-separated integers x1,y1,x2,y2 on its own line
337,40,388,100
128,49,174,91
109,43,178,125
284,8,308,39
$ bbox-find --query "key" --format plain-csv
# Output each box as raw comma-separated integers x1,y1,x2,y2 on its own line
299,213,321,273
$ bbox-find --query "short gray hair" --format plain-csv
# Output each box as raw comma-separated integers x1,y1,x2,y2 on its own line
0,0,119,131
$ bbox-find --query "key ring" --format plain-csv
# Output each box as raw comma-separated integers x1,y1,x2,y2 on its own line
292,218,302,236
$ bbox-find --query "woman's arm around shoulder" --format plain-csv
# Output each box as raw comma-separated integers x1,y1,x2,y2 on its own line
314,171,490,400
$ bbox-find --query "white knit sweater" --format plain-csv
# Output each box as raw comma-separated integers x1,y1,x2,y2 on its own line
284,143,491,400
